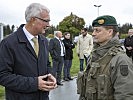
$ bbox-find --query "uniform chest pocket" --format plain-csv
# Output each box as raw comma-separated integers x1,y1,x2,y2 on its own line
97,74,110,100
85,63,100,100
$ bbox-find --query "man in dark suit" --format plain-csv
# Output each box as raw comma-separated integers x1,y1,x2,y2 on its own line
124,29,133,61
49,31,65,86
0,3,56,100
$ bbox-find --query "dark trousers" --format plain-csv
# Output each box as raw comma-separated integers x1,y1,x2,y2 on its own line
80,55,88,71
63,60,72,78
52,57,64,83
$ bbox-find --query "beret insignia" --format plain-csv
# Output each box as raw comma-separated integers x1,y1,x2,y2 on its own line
92,15,118,27
98,19,104,24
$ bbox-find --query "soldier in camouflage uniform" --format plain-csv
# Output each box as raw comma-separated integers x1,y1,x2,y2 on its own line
77,15,133,100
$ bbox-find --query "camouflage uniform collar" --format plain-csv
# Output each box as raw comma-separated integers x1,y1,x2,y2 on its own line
92,38,120,61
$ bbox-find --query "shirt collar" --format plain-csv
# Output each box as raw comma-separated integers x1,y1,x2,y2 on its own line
23,26,38,41
55,36,60,40
130,34,133,37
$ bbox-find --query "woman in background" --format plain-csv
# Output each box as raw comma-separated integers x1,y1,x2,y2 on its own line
63,32,75,81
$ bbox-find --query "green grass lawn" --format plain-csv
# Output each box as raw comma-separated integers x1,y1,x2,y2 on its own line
70,46,80,76
0,86,4,99
0,46,81,99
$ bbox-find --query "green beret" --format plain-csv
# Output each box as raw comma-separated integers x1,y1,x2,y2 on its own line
92,15,118,27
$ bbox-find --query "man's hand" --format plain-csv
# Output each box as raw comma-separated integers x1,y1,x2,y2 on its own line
126,46,132,50
38,74,57,91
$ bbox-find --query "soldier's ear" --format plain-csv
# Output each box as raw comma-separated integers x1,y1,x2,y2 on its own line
108,29,113,36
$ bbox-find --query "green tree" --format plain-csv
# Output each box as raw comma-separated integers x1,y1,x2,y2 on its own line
58,12,85,36
88,25,93,32
11,25,15,33
45,25,57,36
119,23,132,34
3,25,11,36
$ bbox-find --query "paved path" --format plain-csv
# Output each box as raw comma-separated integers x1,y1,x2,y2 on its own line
49,77,79,100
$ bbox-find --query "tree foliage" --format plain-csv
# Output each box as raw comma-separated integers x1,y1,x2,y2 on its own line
45,25,57,35
3,25,11,36
119,23,132,34
3,24,15,36
58,12,85,36
1,17,133,39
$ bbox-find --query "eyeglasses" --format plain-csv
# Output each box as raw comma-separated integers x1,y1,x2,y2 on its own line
35,17,50,23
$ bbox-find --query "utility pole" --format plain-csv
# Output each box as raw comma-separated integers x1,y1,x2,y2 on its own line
94,5,102,16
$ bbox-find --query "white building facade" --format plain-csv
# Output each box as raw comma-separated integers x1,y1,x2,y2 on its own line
0,23,4,41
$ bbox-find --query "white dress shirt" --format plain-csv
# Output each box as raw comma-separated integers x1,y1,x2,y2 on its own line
55,36,65,56
23,26,38,48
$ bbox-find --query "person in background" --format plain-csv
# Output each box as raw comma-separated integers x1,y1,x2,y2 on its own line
76,28,93,71
78,15,133,100
49,31,65,86
124,29,133,61
0,3,57,100
63,32,75,81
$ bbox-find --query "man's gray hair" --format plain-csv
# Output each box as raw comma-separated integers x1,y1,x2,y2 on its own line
25,3,50,22
54,31,58,36
54,31,62,37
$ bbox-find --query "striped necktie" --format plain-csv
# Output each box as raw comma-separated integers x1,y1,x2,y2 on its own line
32,37,39,57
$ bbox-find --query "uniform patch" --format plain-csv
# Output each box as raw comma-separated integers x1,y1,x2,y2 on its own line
120,65,128,76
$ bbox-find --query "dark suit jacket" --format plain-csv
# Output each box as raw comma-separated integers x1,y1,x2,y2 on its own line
49,38,61,61
0,25,50,100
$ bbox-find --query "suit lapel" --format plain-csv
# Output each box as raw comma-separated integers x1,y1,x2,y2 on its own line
38,35,48,59
26,42,37,58
55,38,60,46
16,26,37,58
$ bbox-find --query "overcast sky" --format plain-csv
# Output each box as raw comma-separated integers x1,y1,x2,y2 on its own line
0,0,133,27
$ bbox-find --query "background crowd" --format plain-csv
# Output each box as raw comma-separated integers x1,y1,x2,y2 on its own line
0,2,133,100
